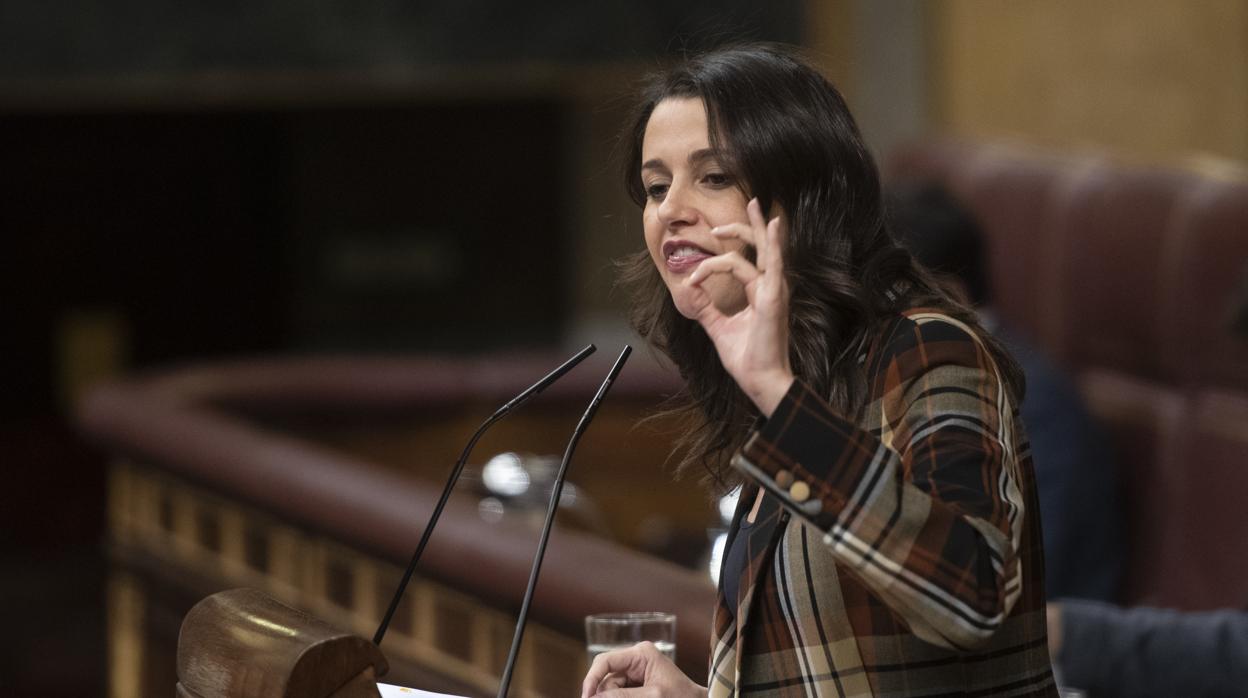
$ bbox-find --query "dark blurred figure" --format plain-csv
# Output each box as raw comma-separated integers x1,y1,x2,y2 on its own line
889,183,1123,602
1047,601,1248,697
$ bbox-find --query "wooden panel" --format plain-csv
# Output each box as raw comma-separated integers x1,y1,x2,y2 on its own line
930,0,1248,163
108,463,591,697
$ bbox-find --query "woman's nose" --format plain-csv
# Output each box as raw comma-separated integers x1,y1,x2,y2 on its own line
657,183,698,228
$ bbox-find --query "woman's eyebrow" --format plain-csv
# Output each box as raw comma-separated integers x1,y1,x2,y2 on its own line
642,149,720,172
688,148,719,165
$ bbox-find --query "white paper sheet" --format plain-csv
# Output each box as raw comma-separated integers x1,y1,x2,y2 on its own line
378,683,470,698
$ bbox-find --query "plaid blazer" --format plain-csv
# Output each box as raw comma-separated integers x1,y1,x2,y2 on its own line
710,310,1058,697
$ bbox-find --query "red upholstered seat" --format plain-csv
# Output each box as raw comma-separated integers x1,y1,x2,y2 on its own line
1160,390,1248,609
959,148,1089,349
1161,179,1248,392
1078,370,1187,606
1047,165,1201,379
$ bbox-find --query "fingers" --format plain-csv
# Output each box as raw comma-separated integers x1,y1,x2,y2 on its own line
709,222,759,249
583,641,688,698
689,198,787,326
587,672,631,698
747,195,766,225
761,214,786,296
598,674,629,692
685,252,758,323
581,646,647,698
756,198,787,278
710,198,784,274
687,250,761,289
581,642,705,698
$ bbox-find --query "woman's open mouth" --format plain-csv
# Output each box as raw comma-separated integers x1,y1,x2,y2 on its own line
662,240,713,274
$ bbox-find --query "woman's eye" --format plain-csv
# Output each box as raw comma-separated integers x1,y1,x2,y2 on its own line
645,183,669,200
703,172,732,187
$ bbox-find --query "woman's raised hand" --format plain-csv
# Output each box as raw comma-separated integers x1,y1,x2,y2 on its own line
581,642,707,698
686,197,795,416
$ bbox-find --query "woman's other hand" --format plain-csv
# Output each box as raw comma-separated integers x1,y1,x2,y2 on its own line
687,197,795,416
580,641,707,698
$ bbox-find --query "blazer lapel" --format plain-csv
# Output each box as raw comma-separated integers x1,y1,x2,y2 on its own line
709,486,789,697
735,493,785,628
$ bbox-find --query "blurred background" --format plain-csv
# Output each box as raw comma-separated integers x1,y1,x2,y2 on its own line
2,1,1246,696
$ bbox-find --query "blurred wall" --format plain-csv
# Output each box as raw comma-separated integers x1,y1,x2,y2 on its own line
0,1,802,78
928,0,1248,163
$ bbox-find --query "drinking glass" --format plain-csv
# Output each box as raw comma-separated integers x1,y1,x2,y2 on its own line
584,612,676,664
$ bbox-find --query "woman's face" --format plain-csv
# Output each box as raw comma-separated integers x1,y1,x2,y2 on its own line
640,97,750,319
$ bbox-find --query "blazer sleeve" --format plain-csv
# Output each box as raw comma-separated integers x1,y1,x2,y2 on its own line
730,315,1027,650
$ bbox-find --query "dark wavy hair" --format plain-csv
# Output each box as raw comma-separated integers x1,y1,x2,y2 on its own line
618,44,1025,490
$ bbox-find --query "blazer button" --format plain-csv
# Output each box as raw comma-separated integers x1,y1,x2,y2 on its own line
775,469,794,488
789,481,811,502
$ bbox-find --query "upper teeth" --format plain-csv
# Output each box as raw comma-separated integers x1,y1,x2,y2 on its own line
670,246,702,258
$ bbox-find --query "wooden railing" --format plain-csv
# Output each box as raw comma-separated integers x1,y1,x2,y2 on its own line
80,353,717,697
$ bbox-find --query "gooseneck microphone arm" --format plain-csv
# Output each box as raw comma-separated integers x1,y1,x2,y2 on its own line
497,345,631,697
372,343,597,647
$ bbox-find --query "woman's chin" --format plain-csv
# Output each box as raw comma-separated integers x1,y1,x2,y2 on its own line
672,296,701,320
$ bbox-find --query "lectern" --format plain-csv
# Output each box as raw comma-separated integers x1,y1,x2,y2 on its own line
176,588,389,698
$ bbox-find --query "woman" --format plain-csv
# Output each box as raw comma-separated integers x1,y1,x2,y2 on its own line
581,44,1057,697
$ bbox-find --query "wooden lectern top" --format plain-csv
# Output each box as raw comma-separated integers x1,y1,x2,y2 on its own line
177,588,389,698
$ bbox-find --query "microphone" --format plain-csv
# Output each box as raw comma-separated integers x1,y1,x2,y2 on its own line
497,345,632,697
373,343,597,647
